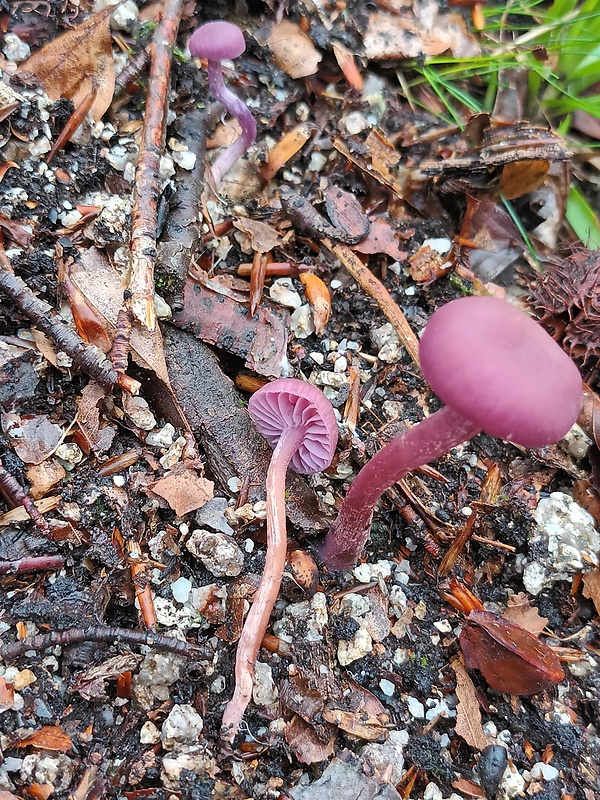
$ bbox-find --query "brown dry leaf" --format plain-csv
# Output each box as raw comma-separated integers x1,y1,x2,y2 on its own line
285,715,336,764
299,273,331,335
503,593,549,635
0,495,60,527
233,218,282,253
323,681,389,741
0,678,14,711
76,381,116,455
2,412,63,465
333,131,409,200
353,218,408,261
26,459,66,500
364,4,479,61
451,655,488,750
500,160,550,200
151,465,214,517
452,777,486,798
408,244,451,284
267,20,322,79
72,653,143,701
14,725,73,752
19,6,115,122
323,186,370,243
70,248,169,385
582,568,600,615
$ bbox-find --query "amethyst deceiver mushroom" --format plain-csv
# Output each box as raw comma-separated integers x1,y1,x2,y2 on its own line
221,378,337,741
321,295,582,571
189,20,257,184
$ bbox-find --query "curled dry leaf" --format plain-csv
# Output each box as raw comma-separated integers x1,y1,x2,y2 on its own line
260,122,317,184
14,725,72,752
75,381,116,455
18,6,115,122
459,610,564,695
503,593,548,636
233,218,282,253
323,185,370,244
150,465,214,517
285,715,336,765
500,159,550,200
267,19,322,79
299,273,331,335
451,655,488,750
582,568,600,616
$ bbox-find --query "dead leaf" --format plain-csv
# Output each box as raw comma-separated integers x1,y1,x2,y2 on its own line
18,6,115,122
503,594,548,635
582,568,600,615
333,131,410,200
267,20,322,79
353,218,408,261
151,465,214,517
408,244,451,283
0,678,14,711
500,159,550,200
14,725,72,752
233,218,282,253
76,381,116,455
72,653,143,700
451,655,488,750
2,412,63,465
299,273,331,335
70,248,170,385
285,715,336,764
0,496,60,527
452,777,486,798
26,459,66,500
323,681,389,741
323,186,370,244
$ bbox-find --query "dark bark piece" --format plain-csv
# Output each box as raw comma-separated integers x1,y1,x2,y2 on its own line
161,325,330,532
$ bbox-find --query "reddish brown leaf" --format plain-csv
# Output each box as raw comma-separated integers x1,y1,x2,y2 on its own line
299,273,331,335
582,568,600,616
150,466,214,517
15,725,72,752
266,20,322,79
353,218,407,261
323,185,370,244
503,594,548,636
460,610,564,695
285,714,336,764
18,6,115,122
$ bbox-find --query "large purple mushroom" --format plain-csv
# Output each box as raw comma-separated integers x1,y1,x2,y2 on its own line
321,296,582,571
221,378,337,741
190,20,257,184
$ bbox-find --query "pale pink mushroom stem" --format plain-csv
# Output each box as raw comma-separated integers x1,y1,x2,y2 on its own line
221,427,303,741
221,378,337,742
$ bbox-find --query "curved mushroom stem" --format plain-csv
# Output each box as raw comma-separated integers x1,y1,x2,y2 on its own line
321,405,481,571
207,60,257,185
221,426,304,742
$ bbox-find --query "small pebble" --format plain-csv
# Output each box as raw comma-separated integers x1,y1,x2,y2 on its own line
406,696,425,718
530,762,559,781
379,679,395,697
171,577,192,604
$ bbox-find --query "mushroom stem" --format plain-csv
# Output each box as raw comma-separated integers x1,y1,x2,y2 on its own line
221,425,304,742
207,60,257,184
321,405,480,571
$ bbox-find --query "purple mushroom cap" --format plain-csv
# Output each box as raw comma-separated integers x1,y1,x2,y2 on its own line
249,378,338,474
189,20,246,61
419,296,582,448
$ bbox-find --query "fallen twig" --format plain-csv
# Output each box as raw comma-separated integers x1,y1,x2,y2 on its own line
0,554,65,574
0,456,52,537
127,0,184,330
0,625,213,662
323,239,421,368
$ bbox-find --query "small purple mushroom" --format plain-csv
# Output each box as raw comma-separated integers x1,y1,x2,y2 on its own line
321,296,582,571
190,20,257,184
221,378,337,741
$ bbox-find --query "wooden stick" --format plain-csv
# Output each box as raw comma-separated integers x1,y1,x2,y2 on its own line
128,0,184,330
324,240,421,368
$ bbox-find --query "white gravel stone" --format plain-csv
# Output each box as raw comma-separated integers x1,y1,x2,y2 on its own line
2,33,30,62
337,626,372,666
95,0,139,30
530,762,559,781
140,720,161,744
171,577,192,604
146,423,176,448
290,304,315,338
342,111,369,135
379,678,395,696
252,661,279,706
186,529,244,577
270,277,302,309
161,704,204,750
523,492,599,595
423,783,443,800
172,150,197,170
406,696,425,718
372,322,403,362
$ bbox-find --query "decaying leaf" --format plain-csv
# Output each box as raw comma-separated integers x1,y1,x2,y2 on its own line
459,610,564,695
18,6,115,122
76,381,116,455
500,159,550,200
285,715,336,764
233,218,282,253
0,678,14,711
582,568,600,615
408,244,452,284
26,459,66,500
14,725,72,752
323,682,389,741
260,122,317,183
353,218,408,261
70,248,170,385
266,20,322,79
461,195,523,282
2,412,63,465
451,655,488,750
323,185,370,244
503,593,548,635
72,653,143,700
333,131,410,200
150,465,214,517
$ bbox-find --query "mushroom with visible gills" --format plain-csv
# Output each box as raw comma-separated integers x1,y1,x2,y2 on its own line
320,295,583,571
221,378,338,741
189,20,257,185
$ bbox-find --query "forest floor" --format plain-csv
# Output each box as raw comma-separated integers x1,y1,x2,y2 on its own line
0,1,599,799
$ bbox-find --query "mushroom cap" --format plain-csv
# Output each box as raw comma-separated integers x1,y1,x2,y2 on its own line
420,296,582,448
249,378,338,474
189,20,246,61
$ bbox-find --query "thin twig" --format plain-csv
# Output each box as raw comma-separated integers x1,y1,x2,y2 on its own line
324,240,421,368
0,625,213,662
0,456,51,537
127,0,184,330
0,555,65,574
0,254,138,393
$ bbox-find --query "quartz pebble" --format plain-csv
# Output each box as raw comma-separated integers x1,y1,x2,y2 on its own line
146,423,176,448
530,762,559,781
270,277,302,309
161,704,203,750
252,661,279,706
406,696,425,718
186,529,244,577
140,720,161,744
291,304,315,338
372,322,403,363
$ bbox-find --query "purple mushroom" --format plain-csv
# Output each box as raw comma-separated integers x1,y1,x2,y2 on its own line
189,20,257,184
221,378,337,741
321,296,583,571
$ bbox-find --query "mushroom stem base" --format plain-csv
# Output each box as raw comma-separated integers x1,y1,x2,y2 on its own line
321,405,481,570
